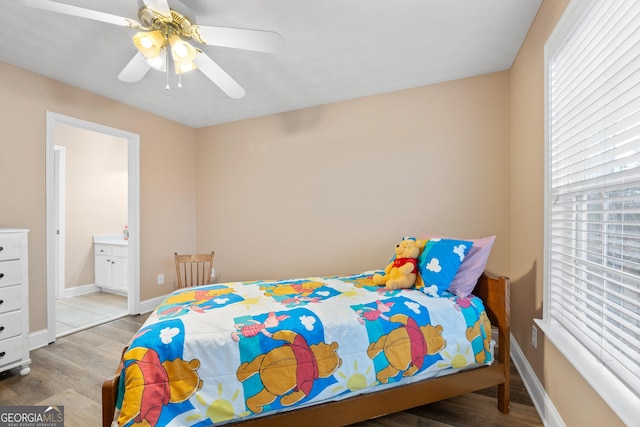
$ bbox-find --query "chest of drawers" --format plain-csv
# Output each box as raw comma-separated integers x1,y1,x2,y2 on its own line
0,229,30,376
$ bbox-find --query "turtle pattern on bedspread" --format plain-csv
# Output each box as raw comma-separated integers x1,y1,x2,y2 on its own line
114,272,492,426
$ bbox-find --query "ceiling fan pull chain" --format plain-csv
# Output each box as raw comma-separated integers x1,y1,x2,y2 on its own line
165,50,170,90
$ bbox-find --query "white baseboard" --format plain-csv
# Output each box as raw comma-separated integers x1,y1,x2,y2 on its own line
138,294,168,314
28,329,52,351
62,283,130,298
510,333,565,427
62,283,100,298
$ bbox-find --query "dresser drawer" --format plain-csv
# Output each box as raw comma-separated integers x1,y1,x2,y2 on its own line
0,286,21,314
95,244,112,256
0,235,22,262
0,335,23,368
0,260,22,288
0,311,21,340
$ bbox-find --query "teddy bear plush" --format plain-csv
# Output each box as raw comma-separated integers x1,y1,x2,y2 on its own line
373,238,426,290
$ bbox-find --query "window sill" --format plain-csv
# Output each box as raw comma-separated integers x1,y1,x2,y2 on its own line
534,319,640,426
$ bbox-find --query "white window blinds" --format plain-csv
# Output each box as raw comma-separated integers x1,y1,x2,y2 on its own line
547,0,640,396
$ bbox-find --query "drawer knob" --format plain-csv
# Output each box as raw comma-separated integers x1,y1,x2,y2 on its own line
0,352,5,358
0,273,3,279
0,246,3,252
0,300,4,305
0,326,4,332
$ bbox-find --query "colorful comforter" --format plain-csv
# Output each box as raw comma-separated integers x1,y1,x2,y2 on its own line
113,271,493,426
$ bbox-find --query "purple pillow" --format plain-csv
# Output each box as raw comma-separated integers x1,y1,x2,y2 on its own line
422,233,496,297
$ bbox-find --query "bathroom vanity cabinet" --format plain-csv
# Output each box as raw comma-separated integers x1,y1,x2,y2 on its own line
94,236,128,295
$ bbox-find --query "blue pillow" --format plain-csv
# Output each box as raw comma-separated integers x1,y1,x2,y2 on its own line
418,238,473,295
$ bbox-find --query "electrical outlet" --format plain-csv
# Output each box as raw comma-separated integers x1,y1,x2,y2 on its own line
157,274,164,285
532,324,538,349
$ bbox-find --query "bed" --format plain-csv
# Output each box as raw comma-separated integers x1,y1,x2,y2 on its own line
102,238,509,427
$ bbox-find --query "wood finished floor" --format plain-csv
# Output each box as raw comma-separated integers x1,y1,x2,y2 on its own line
0,314,543,426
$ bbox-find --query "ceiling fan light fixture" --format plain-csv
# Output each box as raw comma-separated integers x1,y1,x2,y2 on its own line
174,61,197,74
133,30,164,58
142,48,167,71
169,35,196,64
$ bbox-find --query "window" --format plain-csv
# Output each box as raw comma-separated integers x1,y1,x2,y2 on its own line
543,0,640,423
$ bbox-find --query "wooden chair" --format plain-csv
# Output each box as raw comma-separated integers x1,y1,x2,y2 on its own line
174,252,215,288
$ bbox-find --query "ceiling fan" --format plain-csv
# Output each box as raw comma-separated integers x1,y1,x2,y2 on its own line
23,0,286,98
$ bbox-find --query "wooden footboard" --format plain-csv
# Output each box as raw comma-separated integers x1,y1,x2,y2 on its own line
102,273,510,427
474,272,511,413
102,375,119,427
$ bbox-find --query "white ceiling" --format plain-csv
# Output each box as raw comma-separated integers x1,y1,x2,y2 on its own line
0,0,541,128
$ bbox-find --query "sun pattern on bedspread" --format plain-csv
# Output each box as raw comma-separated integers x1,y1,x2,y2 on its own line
114,272,493,427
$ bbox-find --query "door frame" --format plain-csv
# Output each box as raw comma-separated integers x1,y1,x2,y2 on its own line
45,111,141,344
53,145,66,300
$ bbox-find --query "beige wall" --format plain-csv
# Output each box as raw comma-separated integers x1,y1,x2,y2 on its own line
0,60,198,331
510,0,624,425
196,71,511,284
55,124,128,289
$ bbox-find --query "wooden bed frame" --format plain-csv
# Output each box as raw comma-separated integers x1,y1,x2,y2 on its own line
102,273,510,427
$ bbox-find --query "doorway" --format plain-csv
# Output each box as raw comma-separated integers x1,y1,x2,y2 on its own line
45,112,140,345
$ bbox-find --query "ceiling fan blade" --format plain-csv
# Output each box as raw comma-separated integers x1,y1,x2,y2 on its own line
191,25,286,54
23,0,139,28
142,0,172,21
193,51,245,99
118,53,151,83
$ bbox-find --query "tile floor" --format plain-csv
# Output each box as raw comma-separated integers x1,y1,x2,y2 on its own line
55,291,128,337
